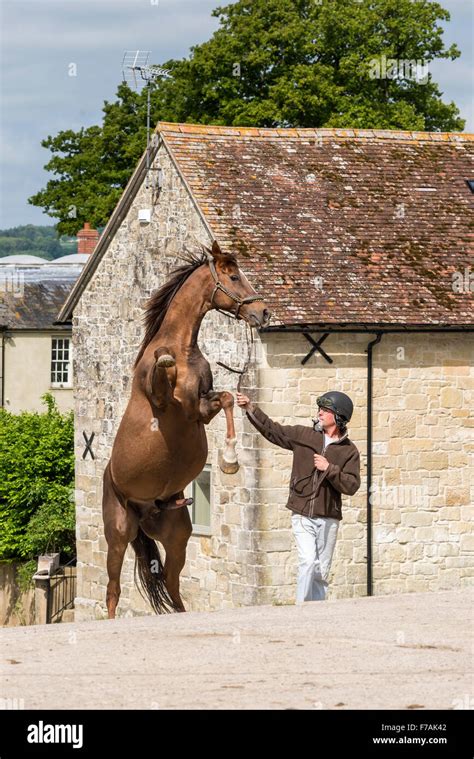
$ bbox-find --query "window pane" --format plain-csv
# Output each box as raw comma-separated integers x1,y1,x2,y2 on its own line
193,469,211,527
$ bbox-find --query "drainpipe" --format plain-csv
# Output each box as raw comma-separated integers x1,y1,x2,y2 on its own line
365,332,383,596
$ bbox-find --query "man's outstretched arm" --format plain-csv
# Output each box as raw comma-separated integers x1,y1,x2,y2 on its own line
236,392,299,451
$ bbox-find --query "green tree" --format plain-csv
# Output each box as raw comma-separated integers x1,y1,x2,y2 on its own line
29,84,150,236
0,394,75,561
0,225,73,260
29,0,465,234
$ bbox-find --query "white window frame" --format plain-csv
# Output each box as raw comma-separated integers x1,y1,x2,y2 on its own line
185,464,212,536
51,336,73,389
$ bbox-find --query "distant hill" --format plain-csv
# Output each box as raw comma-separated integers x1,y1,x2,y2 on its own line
0,225,77,260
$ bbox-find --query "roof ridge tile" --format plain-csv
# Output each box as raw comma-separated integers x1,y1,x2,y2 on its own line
158,121,473,142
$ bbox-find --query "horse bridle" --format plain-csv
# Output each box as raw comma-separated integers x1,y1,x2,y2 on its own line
205,254,264,319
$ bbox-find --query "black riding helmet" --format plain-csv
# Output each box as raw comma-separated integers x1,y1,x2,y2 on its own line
316,391,354,422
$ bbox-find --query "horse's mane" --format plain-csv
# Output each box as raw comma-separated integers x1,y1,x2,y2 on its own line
133,246,236,369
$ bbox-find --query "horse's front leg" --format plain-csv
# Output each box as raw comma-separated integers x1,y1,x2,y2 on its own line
199,390,239,474
144,347,177,411
198,390,224,424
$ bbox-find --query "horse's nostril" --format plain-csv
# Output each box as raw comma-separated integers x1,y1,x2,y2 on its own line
263,309,271,322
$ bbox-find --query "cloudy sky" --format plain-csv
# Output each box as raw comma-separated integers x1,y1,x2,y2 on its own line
0,0,472,229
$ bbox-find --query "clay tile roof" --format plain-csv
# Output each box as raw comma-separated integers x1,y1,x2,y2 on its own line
159,123,474,328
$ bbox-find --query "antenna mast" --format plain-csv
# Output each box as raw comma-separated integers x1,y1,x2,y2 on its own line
121,51,170,189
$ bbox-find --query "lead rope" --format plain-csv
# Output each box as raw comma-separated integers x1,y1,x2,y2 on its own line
216,320,254,392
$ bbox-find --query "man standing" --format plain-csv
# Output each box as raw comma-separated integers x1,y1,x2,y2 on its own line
236,391,361,602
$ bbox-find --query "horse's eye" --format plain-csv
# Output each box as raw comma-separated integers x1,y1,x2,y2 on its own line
230,274,240,282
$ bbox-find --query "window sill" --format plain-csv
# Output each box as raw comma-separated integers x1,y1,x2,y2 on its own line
191,525,212,537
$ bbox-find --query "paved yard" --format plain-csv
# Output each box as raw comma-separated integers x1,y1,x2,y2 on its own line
0,589,471,710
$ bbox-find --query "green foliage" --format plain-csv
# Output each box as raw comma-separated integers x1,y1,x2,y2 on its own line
29,0,465,233
0,394,75,562
15,559,37,593
0,225,76,260
157,0,463,130
22,497,76,557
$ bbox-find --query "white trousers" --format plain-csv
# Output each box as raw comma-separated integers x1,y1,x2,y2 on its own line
291,513,339,602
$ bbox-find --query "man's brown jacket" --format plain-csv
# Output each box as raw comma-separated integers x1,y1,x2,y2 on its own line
246,405,361,520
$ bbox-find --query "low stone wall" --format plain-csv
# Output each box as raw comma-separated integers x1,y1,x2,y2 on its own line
0,563,35,626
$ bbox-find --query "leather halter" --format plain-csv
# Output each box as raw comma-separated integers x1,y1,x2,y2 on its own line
206,254,264,319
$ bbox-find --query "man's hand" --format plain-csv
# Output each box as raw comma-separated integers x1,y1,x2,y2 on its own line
236,392,254,411
314,454,329,472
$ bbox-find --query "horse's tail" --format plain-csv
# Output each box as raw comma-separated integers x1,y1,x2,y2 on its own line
131,527,177,614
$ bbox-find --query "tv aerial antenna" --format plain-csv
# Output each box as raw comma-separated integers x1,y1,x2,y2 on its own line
122,50,171,189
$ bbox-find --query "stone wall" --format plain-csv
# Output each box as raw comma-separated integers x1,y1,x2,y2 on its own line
0,563,35,626
249,330,473,602
73,142,473,620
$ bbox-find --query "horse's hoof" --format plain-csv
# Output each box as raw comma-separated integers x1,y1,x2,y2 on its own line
157,354,175,368
219,454,240,475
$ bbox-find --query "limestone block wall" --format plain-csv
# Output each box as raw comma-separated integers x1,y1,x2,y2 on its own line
370,333,473,596
246,331,473,603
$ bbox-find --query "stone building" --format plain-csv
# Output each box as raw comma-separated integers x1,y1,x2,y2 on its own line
58,124,473,620
0,224,98,413
0,256,85,413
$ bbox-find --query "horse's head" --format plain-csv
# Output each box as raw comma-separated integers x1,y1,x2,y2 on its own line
204,241,271,328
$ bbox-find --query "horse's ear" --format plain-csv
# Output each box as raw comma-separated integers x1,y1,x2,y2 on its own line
211,240,223,259
206,239,237,268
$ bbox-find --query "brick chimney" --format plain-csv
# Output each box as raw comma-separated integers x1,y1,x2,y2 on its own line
77,222,99,254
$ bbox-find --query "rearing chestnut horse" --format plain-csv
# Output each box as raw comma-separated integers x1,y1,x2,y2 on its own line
102,241,271,618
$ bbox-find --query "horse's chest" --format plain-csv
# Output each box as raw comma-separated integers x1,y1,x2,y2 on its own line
178,357,212,395
197,359,213,394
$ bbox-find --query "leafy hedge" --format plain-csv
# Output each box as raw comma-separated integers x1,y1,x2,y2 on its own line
0,393,75,562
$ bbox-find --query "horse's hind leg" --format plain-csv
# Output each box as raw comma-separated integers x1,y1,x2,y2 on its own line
102,463,138,619
152,504,192,612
